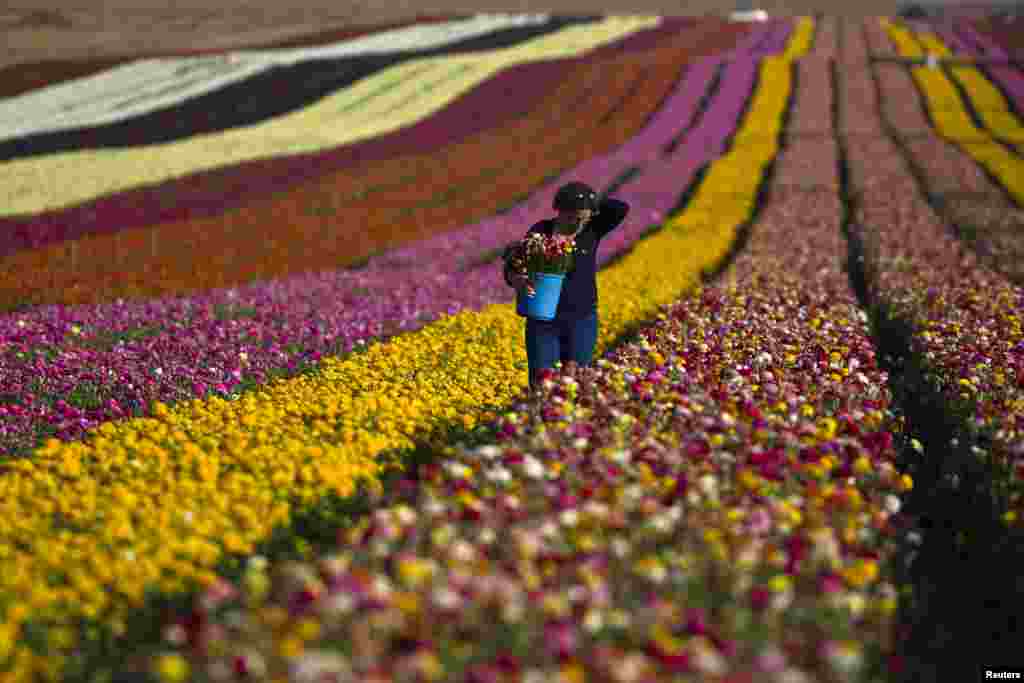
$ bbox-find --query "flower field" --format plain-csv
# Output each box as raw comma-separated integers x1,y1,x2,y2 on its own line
0,12,1022,683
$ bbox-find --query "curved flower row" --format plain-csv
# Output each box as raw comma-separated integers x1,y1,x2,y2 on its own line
0,15,557,143
870,51,1024,281
0,22,813,680
946,20,1024,110
0,17,707,262
0,23,782,462
840,20,1024,523
0,27,698,309
879,18,1024,205
904,22,1024,145
0,16,660,218
144,43,912,683
0,16,459,100
968,14,1024,58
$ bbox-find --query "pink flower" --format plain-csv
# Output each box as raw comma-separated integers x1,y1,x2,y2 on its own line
750,587,771,611
545,620,579,659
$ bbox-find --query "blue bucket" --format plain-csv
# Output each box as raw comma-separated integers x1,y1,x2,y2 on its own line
516,272,565,321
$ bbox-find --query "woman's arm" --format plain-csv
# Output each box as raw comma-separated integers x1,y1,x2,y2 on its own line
591,198,630,240
503,241,536,295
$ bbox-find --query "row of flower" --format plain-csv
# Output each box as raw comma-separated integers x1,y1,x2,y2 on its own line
906,20,1024,145
0,16,463,100
1,14,566,146
838,19,1024,522
970,14,1024,57
0,22,751,312
144,29,920,682
0,17,699,257
865,30,1024,284
0,16,660,220
0,20,815,679
0,23,785,462
880,19,1024,206
0,50,657,300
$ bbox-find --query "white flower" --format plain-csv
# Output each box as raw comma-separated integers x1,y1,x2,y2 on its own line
698,474,718,499
393,505,417,526
560,509,579,528
583,609,604,633
289,650,353,683
449,540,476,563
320,592,355,617
692,639,727,675
650,514,674,534
623,484,645,504
475,445,502,459
371,576,392,600
608,449,631,465
540,520,560,539
480,464,511,486
583,501,609,520
611,536,631,558
444,462,473,479
432,586,461,610
522,456,545,479
844,593,867,617
424,498,447,517
784,668,826,683
567,585,587,603
884,494,901,514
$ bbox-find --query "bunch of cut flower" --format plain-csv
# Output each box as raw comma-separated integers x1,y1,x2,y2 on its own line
521,231,577,274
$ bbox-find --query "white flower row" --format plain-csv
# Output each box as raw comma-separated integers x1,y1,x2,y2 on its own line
0,16,661,217
0,14,550,142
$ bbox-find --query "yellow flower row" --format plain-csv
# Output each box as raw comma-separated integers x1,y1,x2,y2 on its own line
0,16,659,218
911,28,1024,144
880,19,1024,205
0,19,812,681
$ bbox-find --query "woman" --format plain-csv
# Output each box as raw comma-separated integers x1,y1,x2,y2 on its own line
503,181,630,390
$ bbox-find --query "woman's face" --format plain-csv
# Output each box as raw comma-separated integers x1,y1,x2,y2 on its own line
557,208,594,231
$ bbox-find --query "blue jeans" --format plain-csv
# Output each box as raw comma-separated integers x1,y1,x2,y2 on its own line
525,312,598,390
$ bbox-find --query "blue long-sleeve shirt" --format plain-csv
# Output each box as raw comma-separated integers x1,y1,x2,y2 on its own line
505,198,630,321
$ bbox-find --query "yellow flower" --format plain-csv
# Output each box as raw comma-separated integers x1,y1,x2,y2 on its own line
560,662,587,683
841,559,879,588
397,557,437,589
899,474,914,491
703,529,723,544
152,654,190,682
278,635,305,659
392,591,421,615
295,617,321,641
852,456,873,475
738,468,761,492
